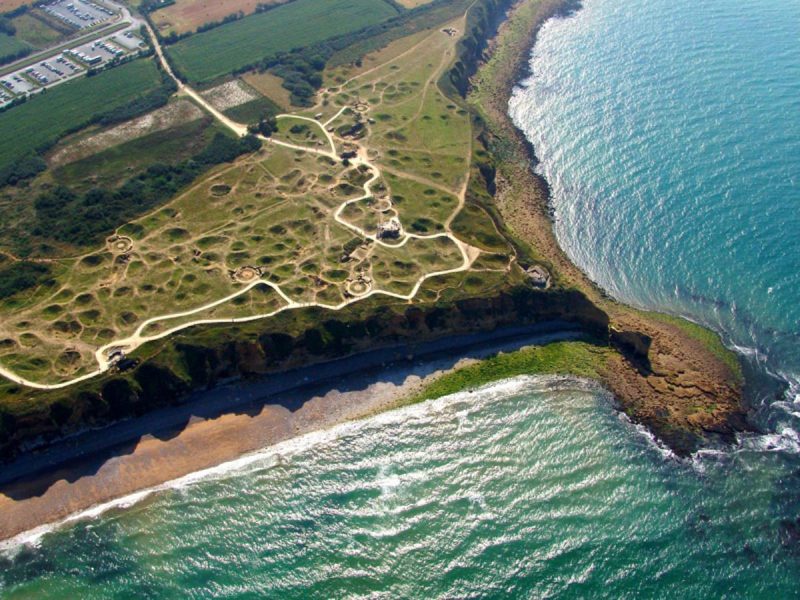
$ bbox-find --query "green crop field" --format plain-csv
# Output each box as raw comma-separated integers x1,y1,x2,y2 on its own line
166,0,399,84
0,59,163,171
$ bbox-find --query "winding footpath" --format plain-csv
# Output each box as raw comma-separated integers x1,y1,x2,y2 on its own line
0,21,480,391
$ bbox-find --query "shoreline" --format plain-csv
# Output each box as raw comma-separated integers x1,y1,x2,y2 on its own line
500,0,795,410
468,0,748,450
0,0,753,545
0,322,585,543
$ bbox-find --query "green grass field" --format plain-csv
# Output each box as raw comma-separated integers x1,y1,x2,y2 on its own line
0,33,30,63
0,59,163,172
10,13,65,48
167,0,398,84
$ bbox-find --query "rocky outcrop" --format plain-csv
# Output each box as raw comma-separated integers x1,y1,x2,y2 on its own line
469,0,747,456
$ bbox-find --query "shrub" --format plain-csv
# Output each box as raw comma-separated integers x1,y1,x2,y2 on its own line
0,262,53,300
33,134,262,247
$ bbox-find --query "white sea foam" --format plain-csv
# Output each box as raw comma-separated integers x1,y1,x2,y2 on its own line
0,375,597,556
615,412,679,462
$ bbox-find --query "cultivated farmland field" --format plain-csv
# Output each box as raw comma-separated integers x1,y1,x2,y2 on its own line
167,0,399,84
151,0,291,36
0,58,163,171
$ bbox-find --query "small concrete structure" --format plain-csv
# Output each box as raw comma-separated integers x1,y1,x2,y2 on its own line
232,266,260,283
526,265,551,289
107,235,133,254
346,275,372,296
377,218,402,240
105,347,126,364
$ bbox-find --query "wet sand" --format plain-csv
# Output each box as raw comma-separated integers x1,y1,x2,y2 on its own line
0,323,583,543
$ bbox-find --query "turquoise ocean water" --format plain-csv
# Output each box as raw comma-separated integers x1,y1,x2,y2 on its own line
2,0,800,596
509,0,800,434
3,377,800,597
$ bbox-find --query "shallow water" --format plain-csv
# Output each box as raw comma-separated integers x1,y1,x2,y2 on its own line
2,0,800,595
2,377,799,598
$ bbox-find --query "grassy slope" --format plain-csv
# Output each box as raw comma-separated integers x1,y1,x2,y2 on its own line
167,0,399,84
407,341,613,405
0,59,163,171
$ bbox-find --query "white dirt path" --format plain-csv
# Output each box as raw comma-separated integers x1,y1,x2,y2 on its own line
0,17,480,390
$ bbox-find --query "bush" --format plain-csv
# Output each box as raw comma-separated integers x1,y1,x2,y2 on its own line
248,113,278,137
0,17,16,36
0,45,31,67
0,262,53,300
32,134,261,247
140,0,176,13
0,153,46,187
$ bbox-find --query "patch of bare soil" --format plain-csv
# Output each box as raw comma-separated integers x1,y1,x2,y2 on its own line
201,80,260,111
49,100,204,167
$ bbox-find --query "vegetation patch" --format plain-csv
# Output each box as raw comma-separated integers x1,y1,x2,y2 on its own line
9,11,65,50
223,95,281,124
33,133,261,247
406,341,611,405
0,261,52,300
48,100,205,169
0,59,165,176
242,71,293,109
0,29,29,65
166,0,398,84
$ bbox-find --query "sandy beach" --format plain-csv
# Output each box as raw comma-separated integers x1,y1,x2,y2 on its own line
0,323,583,543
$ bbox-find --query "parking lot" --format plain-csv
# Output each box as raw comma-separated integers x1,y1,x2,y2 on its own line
112,29,146,51
0,54,83,96
40,0,116,30
0,24,144,108
0,71,38,99
69,36,125,65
